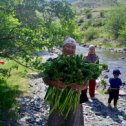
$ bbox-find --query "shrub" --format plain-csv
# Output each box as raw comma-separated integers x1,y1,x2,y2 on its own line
84,27,98,41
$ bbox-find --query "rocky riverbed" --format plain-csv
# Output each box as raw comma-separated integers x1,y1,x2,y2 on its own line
16,74,126,126
17,74,49,126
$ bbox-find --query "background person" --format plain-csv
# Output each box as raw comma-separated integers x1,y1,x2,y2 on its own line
80,45,99,103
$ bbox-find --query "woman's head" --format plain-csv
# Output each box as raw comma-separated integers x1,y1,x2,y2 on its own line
88,45,95,54
63,37,76,56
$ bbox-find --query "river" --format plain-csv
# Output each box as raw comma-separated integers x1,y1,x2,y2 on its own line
76,46,126,82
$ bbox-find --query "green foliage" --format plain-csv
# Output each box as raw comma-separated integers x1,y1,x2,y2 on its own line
0,59,31,124
100,79,107,91
0,0,82,69
42,54,105,118
106,6,126,39
118,23,126,44
84,9,92,19
100,10,105,18
0,77,19,122
49,0,75,21
0,7,20,51
78,18,84,24
92,19,105,27
0,68,11,77
101,79,107,87
84,27,98,41
82,20,91,29
0,0,83,123
42,54,104,83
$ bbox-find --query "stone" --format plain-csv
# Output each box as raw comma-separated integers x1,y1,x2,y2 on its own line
119,90,126,96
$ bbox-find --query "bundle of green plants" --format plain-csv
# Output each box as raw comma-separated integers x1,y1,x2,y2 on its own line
41,54,107,118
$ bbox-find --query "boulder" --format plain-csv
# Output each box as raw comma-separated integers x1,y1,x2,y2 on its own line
119,90,126,96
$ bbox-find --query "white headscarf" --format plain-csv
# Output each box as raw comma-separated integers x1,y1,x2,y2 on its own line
64,37,76,46
89,45,95,49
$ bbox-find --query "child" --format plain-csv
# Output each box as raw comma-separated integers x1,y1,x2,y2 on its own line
80,45,99,103
108,69,122,108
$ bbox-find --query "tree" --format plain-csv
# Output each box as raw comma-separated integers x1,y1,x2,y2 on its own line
0,0,82,69
106,6,126,39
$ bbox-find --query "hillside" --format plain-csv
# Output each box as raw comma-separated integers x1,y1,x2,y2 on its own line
71,0,126,10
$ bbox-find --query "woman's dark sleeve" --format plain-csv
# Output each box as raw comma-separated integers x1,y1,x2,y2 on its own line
43,77,51,85
95,55,99,64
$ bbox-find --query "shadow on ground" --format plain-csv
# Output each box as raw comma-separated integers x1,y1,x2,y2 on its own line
89,99,126,124
0,77,22,126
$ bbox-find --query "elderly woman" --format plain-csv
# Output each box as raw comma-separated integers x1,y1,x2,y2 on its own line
44,37,87,126
80,45,99,103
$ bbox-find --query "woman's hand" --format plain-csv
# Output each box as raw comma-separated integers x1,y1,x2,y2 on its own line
71,84,88,92
43,77,66,89
50,80,66,89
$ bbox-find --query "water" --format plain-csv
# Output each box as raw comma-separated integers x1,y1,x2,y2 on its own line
76,46,126,82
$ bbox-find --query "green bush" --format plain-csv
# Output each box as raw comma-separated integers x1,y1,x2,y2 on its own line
86,13,92,19
78,18,84,24
92,19,105,27
106,6,126,39
100,11,105,18
84,27,98,41
84,9,92,19
118,23,126,44
82,20,91,29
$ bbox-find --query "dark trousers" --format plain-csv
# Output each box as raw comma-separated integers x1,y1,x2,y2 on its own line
80,88,88,103
108,89,119,106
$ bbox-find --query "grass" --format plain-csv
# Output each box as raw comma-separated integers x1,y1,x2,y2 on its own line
0,58,33,125
102,42,113,48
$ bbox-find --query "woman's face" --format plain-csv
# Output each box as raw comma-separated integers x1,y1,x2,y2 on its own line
63,43,76,56
89,47,95,54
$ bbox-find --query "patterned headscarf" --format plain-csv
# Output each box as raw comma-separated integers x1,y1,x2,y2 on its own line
64,37,76,46
85,45,99,63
